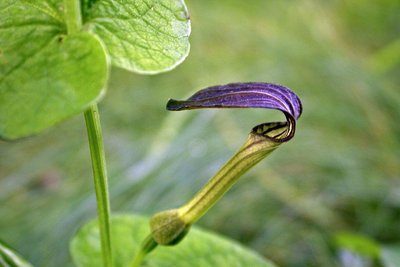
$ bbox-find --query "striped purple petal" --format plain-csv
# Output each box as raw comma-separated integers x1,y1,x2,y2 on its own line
167,82,302,120
166,82,303,142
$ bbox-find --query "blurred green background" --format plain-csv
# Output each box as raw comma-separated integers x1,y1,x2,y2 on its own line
1,0,399,266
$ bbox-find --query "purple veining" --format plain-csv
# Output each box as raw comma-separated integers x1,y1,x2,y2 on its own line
167,82,302,122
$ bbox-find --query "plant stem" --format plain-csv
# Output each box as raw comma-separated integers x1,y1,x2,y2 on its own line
129,235,158,267
64,1,112,266
84,105,113,267
64,0,82,34
64,1,113,266
130,250,145,267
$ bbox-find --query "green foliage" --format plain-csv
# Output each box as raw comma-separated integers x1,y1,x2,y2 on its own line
0,1,107,140
70,214,275,267
0,0,190,139
0,240,33,267
84,0,191,73
0,29,108,139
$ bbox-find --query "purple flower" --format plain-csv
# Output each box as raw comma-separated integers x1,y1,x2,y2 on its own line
167,82,302,142
147,83,303,248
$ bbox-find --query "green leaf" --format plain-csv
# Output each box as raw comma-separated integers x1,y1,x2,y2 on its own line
381,245,400,267
70,214,276,267
0,1,108,140
84,0,191,74
0,240,33,267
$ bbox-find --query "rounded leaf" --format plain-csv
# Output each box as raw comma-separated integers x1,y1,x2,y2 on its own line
0,30,108,139
70,214,276,267
84,0,191,74
0,1,109,140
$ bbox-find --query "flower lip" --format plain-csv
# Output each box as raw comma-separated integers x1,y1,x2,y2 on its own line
166,82,302,142
167,82,302,120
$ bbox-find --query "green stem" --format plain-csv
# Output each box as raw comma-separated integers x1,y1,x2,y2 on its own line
84,105,113,267
64,0,82,34
129,235,158,267
63,2,112,266
130,250,145,267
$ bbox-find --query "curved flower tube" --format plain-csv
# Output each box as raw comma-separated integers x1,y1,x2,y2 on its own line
130,82,303,266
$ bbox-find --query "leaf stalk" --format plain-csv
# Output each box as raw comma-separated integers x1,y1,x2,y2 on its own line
64,0,82,34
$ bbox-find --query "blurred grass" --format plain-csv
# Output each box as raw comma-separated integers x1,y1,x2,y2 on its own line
1,0,399,266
